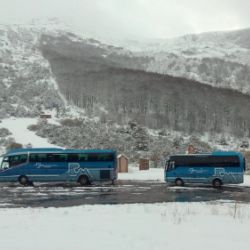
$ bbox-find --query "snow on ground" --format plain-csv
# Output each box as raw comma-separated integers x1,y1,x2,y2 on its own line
118,166,164,182
0,117,60,148
0,202,250,250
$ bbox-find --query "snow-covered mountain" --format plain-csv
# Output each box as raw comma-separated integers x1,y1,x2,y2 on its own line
0,19,147,119
0,21,66,118
122,29,250,94
1,20,250,160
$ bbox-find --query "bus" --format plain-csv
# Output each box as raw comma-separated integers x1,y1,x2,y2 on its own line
165,151,245,188
0,148,117,186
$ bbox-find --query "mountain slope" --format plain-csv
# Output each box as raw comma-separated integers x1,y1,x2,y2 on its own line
40,33,250,138
1,22,250,151
125,28,250,94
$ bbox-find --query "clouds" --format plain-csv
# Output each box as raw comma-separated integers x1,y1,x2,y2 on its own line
0,0,250,40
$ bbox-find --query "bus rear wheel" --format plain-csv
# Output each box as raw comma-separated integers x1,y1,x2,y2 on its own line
78,175,90,186
212,179,222,188
175,178,184,187
18,175,29,186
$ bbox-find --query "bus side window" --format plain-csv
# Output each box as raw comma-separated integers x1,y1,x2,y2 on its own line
68,154,79,162
88,154,98,162
79,154,88,162
9,154,27,167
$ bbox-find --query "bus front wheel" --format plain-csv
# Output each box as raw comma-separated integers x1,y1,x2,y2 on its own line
78,175,90,186
175,178,184,187
212,179,222,188
18,175,29,186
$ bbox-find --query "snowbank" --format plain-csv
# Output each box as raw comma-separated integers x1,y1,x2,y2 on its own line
0,117,59,148
0,202,249,250
118,166,164,182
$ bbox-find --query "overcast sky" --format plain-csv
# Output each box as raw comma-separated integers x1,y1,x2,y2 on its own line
1,0,250,41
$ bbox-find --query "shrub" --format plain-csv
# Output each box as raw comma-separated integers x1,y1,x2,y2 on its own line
6,142,23,150
27,124,39,131
59,118,82,127
0,128,11,137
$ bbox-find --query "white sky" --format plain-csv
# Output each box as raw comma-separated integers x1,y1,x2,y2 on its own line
1,0,250,40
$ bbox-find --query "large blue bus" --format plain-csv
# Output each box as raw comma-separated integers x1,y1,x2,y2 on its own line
165,151,245,188
0,148,117,185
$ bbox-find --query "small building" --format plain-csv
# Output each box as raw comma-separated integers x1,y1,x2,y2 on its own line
117,154,128,173
139,158,149,170
40,114,52,119
186,144,196,154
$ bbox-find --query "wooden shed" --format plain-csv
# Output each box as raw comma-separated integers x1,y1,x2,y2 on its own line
139,158,149,170
40,114,52,119
117,154,128,173
187,144,196,154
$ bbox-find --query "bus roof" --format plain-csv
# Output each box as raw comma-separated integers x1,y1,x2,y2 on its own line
4,148,116,156
168,151,242,158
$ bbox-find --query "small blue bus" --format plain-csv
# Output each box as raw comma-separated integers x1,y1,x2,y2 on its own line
165,151,245,188
0,148,117,186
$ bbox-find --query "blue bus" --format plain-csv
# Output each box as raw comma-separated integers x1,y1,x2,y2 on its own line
0,148,117,186
165,151,245,188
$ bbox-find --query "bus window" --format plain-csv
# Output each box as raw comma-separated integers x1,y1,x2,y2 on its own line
87,154,98,162
8,154,28,167
68,154,79,162
79,154,88,162
87,153,114,162
52,154,68,162
97,154,114,161
30,154,47,162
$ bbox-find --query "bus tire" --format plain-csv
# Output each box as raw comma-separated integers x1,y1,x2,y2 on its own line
78,175,90,186
175,178,184,187
212,178,222,188
18,175,29,186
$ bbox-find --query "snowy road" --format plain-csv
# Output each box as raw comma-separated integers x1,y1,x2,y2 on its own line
1,181,250,208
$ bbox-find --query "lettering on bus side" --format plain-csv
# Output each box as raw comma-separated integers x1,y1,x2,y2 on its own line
35,163,57,168
67,163,86,175
188,168,207,174
213,168,241,182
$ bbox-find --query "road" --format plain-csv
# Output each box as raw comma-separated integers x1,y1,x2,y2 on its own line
0,180,249,208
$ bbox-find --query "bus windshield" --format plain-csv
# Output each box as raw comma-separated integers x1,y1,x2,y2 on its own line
165,160,175,171
0,156,3,170
0,156,10,170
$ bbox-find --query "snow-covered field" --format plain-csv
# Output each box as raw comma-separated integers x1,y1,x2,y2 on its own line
118,165,164,182
1,118,250,249
0,202,250,250
0,117,58,148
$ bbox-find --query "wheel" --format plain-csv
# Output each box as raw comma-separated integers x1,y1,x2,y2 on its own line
175,178,184,187
78,175,90,186
18,175,29,186
213,178,222,188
